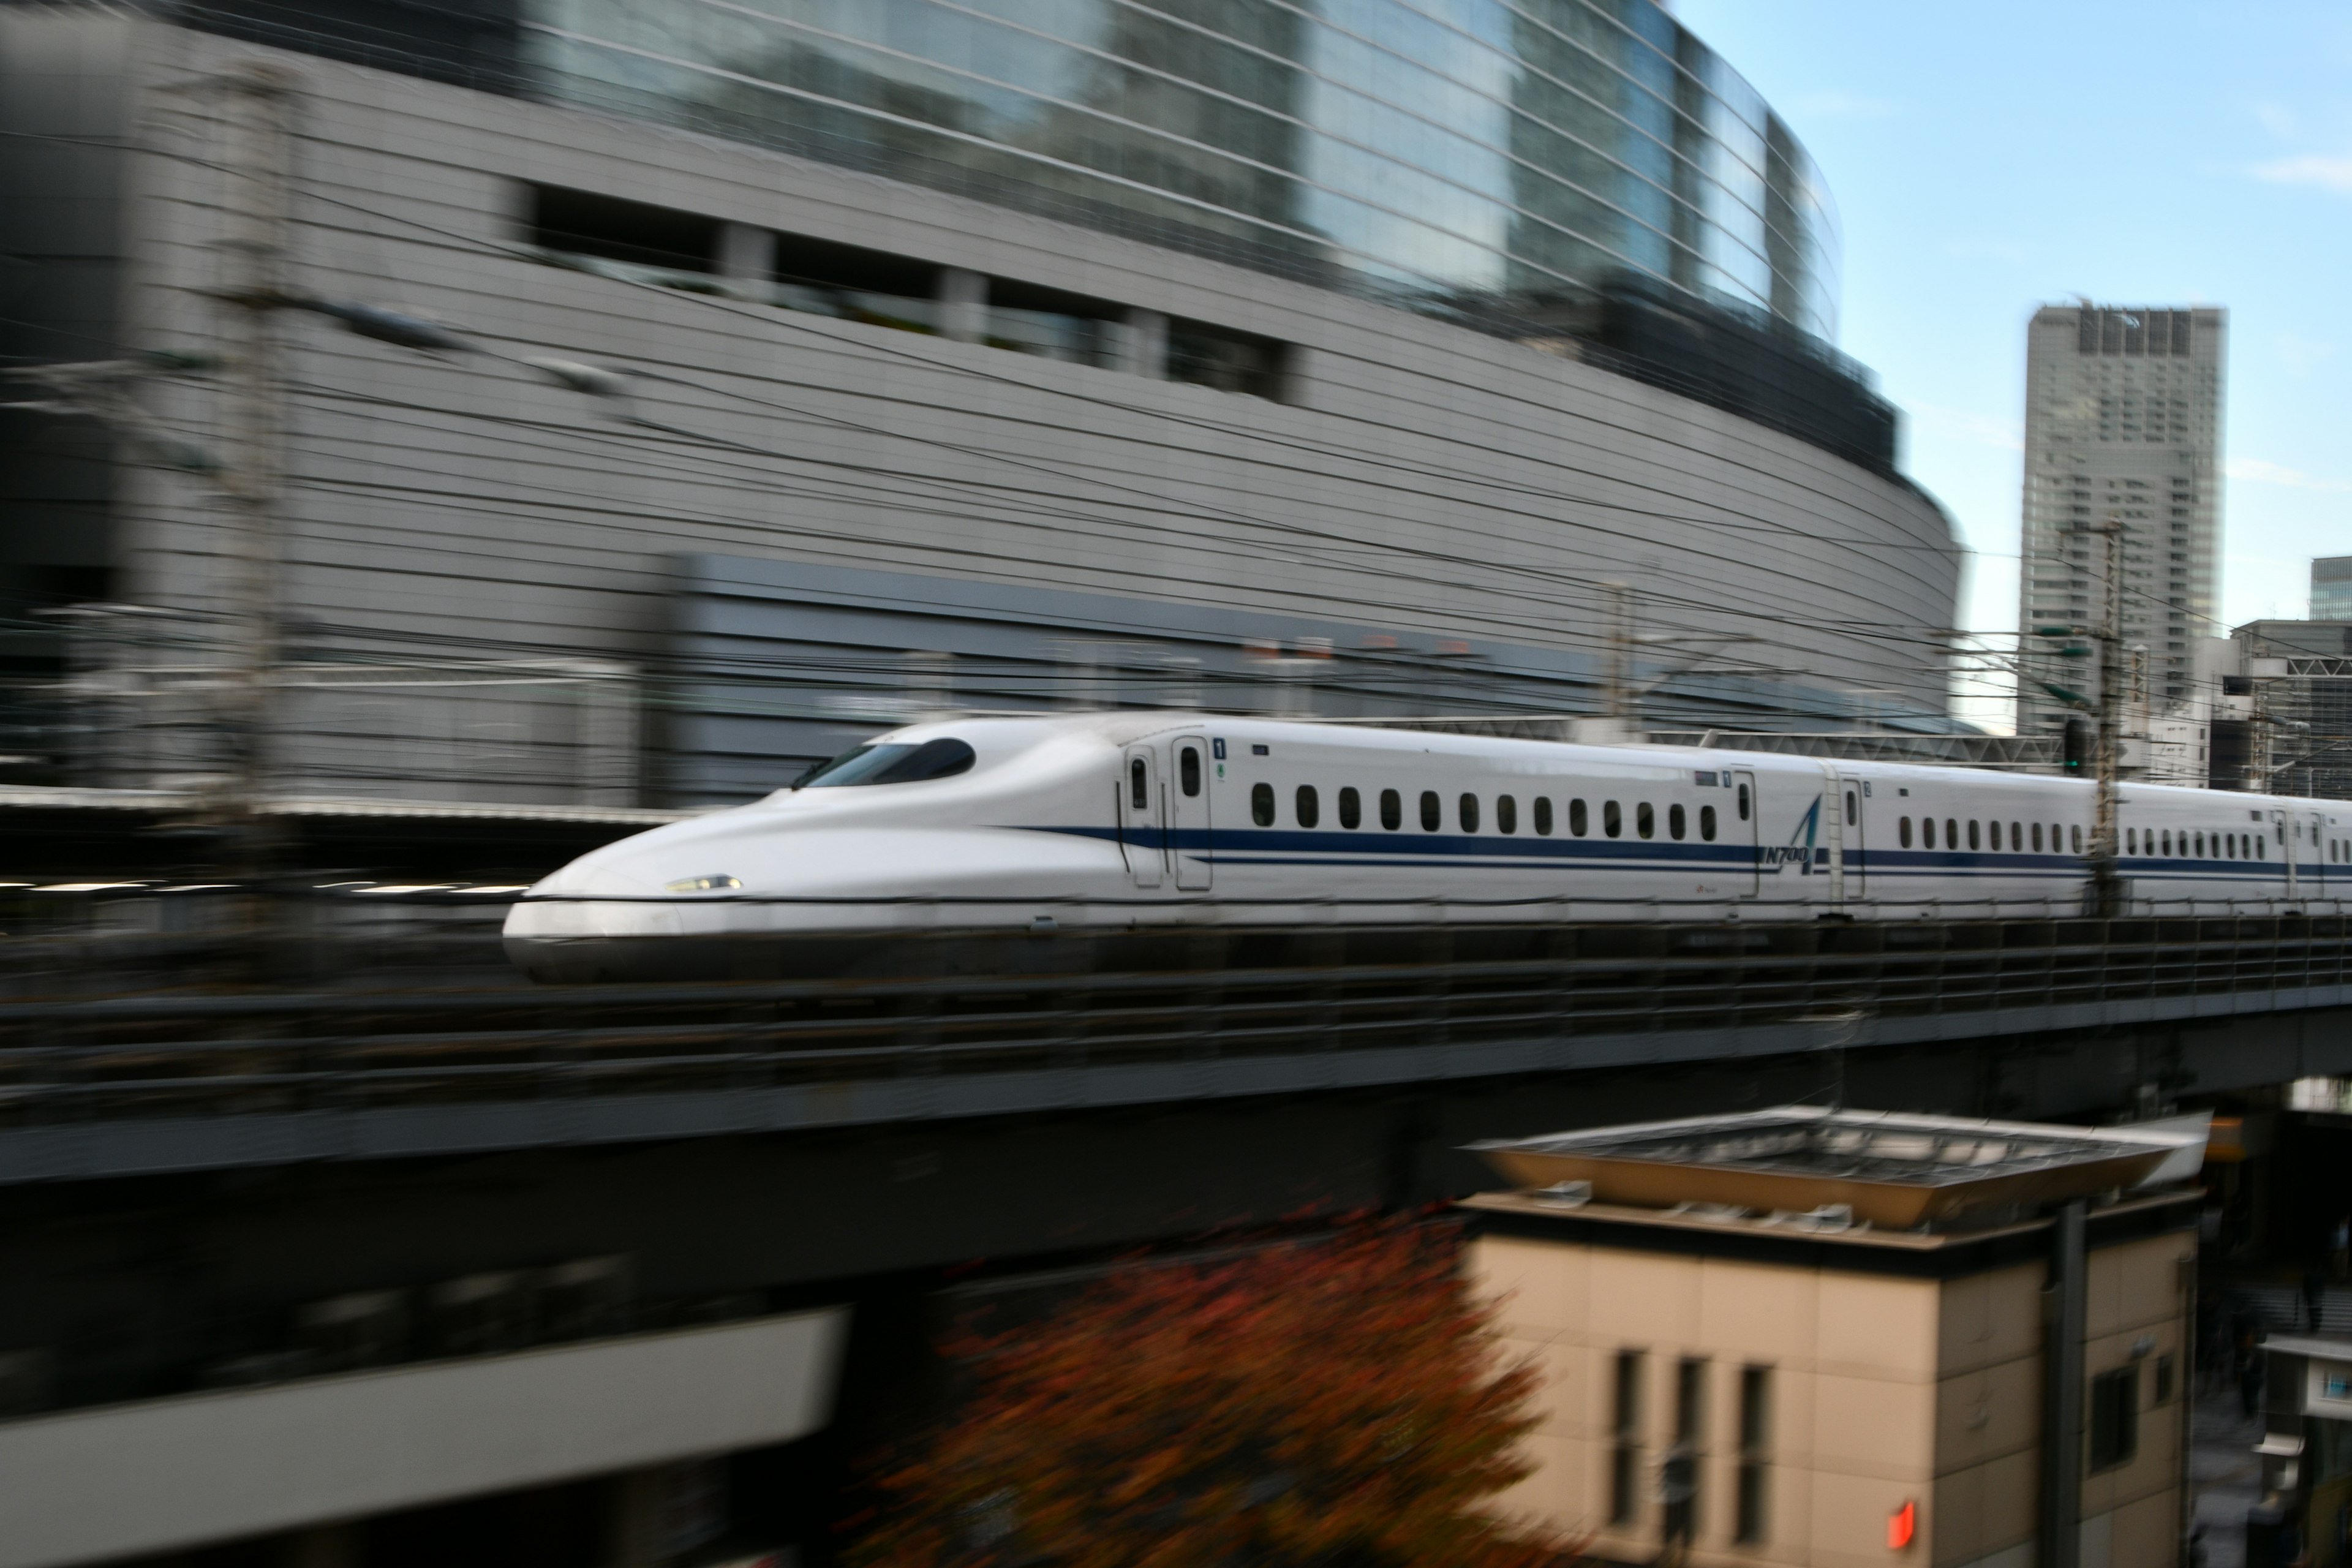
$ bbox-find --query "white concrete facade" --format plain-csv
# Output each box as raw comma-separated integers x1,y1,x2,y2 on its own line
13,15,1961,804
0,1307,846,1568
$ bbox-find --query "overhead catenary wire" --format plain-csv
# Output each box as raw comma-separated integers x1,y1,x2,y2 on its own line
16,115,1980,716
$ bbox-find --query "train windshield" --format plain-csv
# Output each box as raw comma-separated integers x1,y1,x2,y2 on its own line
794,737,976,788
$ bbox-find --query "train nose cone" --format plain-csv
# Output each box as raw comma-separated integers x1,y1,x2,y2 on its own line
502,849,683,952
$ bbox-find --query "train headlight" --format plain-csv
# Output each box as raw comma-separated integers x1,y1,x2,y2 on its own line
663,874,742,894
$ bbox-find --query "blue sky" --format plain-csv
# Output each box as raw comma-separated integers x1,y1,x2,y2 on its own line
1674,1,2352,725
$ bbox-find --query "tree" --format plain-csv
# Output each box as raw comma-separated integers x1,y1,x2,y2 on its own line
851,1217,1580,1568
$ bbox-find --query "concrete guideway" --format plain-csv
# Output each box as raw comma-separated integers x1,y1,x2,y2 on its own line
5,914,2352,1183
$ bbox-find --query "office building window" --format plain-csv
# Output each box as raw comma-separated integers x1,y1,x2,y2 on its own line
1663,1357,1705,1545
2089,1366,2139,1471
1736,1365,1771,1544
1610,1350,1644,1526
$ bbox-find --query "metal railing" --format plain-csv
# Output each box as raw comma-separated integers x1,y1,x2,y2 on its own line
2,903,2349,1141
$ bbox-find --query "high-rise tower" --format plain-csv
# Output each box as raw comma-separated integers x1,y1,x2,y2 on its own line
2312,557,2352,620
2015,304,2226,737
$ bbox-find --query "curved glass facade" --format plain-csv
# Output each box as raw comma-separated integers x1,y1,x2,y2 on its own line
522,0,1839,341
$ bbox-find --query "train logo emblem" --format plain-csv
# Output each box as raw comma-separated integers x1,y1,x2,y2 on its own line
1757,796,1823,875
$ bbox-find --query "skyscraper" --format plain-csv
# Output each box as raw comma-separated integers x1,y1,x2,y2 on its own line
2014,304,2226,738
2313,557,2352,620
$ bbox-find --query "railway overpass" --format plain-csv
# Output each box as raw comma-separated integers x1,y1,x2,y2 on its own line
1,899,2345,1565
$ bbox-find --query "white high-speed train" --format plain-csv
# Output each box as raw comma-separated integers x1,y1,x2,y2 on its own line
502,713,2352,977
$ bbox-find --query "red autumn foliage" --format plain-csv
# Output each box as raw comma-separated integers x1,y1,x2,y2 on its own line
851,1217,1582,1568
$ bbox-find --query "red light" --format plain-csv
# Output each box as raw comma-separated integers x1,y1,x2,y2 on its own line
1888,1499,1917,1549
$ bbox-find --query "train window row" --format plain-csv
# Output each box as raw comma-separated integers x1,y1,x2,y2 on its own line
2122,827,2266,859
1898,817,2085,854
1245,784,1736,842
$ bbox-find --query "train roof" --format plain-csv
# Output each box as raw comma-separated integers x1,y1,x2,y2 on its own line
865,712,2352,812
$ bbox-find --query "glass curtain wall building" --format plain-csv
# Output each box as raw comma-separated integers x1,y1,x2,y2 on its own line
522,0,1840,342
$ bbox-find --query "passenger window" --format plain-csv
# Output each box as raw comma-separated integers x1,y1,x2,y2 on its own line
1339,786,1361,829
1420,791,1441,832
1534,797,1553,835
1923,817,1936,849
2011,822,2022,851
2033,823,2043,851
2072,825,2083,854
2194,831,2204,857
1736,784,1750,821
1458,793,1480,833
1180,747,1200,797
1669,803,1686,840
1700,804,1717,842
1899,816,1912,848
1251,782,1274,827
2127,827,2136,854
2258,834,2266,858
1604,801,1623,839
1637,802,1654,840
1844,790,1857,827
1570,799,1588,836
1497,795,1517,835
1968,820,1980,851
1296,785,1319,829
1947,818,1958,850
1129,758,1148,811
2161,830,2170,856
1380,788,1401,831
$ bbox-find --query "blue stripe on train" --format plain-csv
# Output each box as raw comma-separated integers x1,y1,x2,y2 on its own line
1026,824,2327,883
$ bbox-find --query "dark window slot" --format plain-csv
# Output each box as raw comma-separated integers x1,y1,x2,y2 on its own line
772,233,942,333
986,279,1121,368
529,186,718,274
1169,318,1286,399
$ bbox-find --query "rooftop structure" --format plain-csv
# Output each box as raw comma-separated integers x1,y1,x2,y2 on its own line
1469,1104,2202,1228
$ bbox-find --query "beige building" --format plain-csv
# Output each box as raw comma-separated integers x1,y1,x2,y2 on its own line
1463,1108,2203,1567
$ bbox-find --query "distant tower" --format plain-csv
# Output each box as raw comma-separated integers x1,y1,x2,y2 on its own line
2014,304,2226,737
2313,556,2352,620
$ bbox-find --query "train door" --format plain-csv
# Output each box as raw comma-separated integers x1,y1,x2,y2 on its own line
1834,773,1866,899
2290,809,2324,901
1815,763,1846,908
1120,745,1164,889
1170,734,1213,891
1727,769,1760,896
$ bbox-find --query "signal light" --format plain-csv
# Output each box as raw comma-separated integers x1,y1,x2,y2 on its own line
2063,719,2091,773
1888,1498,1918,1548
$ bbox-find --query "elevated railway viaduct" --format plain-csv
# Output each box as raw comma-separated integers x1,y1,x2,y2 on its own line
1,902,2345,1564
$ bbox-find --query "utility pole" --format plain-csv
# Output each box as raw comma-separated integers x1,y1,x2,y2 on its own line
214,61,298,858
2090,514,2126,916
1604,579,1632,738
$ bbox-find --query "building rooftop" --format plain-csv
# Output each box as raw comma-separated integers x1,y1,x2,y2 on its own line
1467,1106,2206,1230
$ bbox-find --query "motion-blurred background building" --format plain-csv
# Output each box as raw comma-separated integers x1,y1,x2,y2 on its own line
0,0,1964,816
2013,302,2228,745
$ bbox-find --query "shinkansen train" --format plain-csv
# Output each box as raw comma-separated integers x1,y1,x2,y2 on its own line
502,714,2352,978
